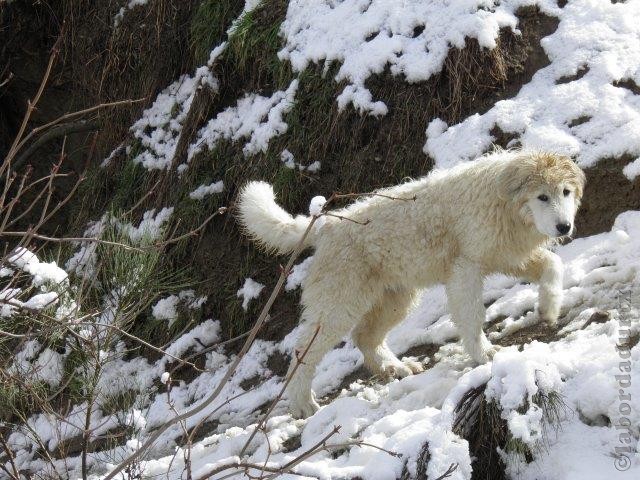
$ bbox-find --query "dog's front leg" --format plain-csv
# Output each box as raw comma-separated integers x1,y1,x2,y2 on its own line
446,257,497,364
528,249,563,327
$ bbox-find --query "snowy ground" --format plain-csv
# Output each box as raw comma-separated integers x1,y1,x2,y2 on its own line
5,212,639,479
4,0,639,478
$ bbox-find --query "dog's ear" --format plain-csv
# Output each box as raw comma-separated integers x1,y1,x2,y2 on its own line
567,159,586,200
497,155,536,200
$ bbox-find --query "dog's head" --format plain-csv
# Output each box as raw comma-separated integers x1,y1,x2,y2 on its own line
498,151,586,238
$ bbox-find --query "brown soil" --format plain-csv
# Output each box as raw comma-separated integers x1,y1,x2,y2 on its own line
576,156,640,237
2,2,637,347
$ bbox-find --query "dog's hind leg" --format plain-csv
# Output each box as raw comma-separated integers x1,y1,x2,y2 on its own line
352,288,423,378
446,257,498,364
286,280,379,418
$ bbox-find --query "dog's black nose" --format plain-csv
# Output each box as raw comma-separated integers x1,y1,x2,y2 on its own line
556,222,571,235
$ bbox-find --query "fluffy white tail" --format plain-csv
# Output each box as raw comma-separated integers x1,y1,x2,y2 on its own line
236,181,316,254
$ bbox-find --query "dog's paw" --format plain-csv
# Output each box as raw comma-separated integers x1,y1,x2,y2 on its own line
538,304,560,328
484,344,501,360
401,357,425,374
538,288,562,328
289,396,320,419
469,343,501,364
380,358,414,379
288,388,320,419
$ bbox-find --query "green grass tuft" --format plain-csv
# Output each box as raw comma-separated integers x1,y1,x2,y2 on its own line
190,0,242,65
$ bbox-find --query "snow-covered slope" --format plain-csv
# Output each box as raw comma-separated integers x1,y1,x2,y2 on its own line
5,0,639,479
126,0,640,179
6,211,640,479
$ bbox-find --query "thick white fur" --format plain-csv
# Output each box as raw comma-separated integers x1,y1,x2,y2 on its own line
237,181,316,254
236,149,585,418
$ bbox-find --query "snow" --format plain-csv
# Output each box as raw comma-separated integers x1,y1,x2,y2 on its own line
114,0,150,27
281,148,296,169
278,0,537,116
131,69,218,170
110,0,639,181
120,0,266,173
237,277,265,311
305,160,322,173
64,218,105,279
285,256,314,291
8,247,68,286
0,266,13,277
280,149,322,172
623,157,640,181
21,292,58,310
189,180,224,200
277,0,640,171
2,248,72,320
8,340,65,388
188,79,299,161
425,0,640,170
152,290,207,324
11,0,640,478
65,208,174,281
121,207,174,243
0,288,21,317
7,209,639,480
309,195,327,216
152,295,180,323
165,319,220,358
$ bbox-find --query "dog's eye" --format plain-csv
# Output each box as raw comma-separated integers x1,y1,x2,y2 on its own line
563,189,570,197
537,194,549,202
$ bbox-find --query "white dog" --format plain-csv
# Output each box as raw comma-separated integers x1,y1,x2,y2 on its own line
237,149,585,418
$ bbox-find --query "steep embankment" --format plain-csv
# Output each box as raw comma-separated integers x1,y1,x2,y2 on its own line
1,0,639,479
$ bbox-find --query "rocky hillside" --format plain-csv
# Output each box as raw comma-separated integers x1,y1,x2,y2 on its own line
0,1,639,479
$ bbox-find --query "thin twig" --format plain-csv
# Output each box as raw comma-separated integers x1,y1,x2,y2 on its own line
154,208,227,248
12,120,99,173
239,325,321,456
2,34,61,176
322,213,370,225
0,72,13,89
0,432,20,480
101,214,321,480
66,320,205,372
6,98,144,174
124,179,162,217
333,192,417,202
433,463,459,480
196,427,341,480
0,231,146,253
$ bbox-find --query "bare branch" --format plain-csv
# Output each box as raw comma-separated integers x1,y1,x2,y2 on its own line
0,231,147,253
3,98,144,177
101,214,322,480
1,34,61,177
0,72,13,89
11,120,99,174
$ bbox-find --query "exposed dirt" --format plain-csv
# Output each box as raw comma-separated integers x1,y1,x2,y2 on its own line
181,6,570,343
576,156,640,237
2,2,637,347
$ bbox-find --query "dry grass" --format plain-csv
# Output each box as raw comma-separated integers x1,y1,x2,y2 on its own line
154,6,559,340
2,1,562,342
452,382,569,480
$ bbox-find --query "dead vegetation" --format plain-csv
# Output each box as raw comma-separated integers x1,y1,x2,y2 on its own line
1,2,636,479
0,0,577,342
451,383,568,480
2,0,636,344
